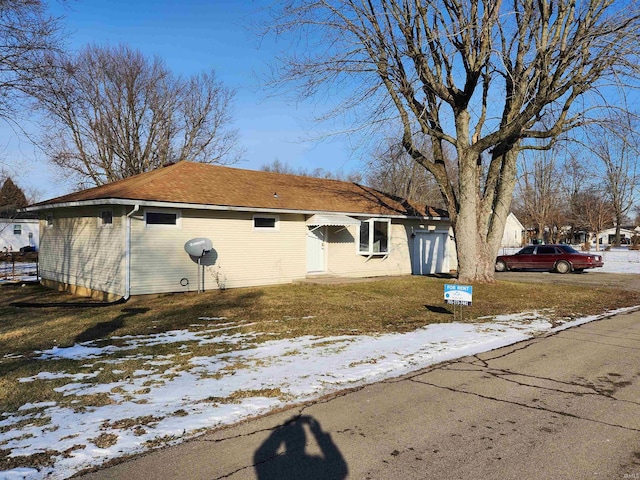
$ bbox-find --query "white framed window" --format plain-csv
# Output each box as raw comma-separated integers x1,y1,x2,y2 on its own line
98,209,113,228
45,214,54,228
253,214,279,231
13,224,21,235
358,219,391,255
144,209,181,229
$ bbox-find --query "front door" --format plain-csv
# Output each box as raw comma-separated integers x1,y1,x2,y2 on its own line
412,232,447,275
307,227,325,273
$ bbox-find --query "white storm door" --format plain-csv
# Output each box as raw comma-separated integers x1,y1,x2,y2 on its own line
413,232,446,275
307,227,326,273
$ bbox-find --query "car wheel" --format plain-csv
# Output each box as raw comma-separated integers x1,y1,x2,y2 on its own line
555,260,571,274
495,260,508,272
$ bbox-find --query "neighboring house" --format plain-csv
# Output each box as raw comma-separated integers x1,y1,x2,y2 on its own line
565,227,588,246
0,216,39,252
500,212,524,248
563,226,638,248
592,226,637,247
24,162,454,300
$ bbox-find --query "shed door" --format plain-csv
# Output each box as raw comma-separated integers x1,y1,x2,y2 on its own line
307,227,325,273
412,232,447,275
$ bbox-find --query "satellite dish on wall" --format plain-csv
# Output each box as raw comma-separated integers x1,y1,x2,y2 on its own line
184,238,213,257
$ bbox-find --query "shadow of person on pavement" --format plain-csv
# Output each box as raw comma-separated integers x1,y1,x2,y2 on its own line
254,415,348,480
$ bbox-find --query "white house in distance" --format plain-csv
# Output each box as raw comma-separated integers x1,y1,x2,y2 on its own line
25,162,455,300
0,216,39,252
592,226,637,248
500,212,525,248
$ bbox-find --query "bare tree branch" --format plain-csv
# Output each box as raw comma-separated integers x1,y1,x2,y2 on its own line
29,44,244,187
0,0,63,122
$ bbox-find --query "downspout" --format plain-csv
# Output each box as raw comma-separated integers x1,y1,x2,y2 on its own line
124,204,140,300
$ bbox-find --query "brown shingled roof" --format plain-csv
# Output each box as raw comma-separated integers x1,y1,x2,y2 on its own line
31,161,447,218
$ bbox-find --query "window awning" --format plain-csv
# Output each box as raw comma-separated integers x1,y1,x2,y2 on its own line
306,213,361,227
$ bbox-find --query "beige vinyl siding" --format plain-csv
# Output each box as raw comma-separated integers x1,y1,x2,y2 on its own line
130,209,307,295
325,221,414,277
38,204,453,297
325,219,455,277
39,207,125,295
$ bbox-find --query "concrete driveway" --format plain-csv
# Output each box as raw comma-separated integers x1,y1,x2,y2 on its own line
78,296,640,479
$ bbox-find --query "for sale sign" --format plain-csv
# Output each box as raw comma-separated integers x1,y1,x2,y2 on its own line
444,284,473,306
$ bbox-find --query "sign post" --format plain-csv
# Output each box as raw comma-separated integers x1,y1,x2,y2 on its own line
444,284,473,321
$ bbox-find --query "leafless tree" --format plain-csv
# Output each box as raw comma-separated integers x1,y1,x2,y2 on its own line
261,159,362,182
584,114,640,244
633,205,640,227
515,151,567,243
556,154,590,243
265,0,640,282
261,159,297,175
365,138,448,209
0,0,63,123
31,44,243,187
577,188,615,251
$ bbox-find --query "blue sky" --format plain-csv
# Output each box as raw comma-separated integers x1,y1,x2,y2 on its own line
4,1,635,202
2,1,361,200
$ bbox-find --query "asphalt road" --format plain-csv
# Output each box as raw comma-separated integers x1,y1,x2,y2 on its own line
77,275,640,480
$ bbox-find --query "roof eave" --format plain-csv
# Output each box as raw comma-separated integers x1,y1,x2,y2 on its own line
22,198,449,221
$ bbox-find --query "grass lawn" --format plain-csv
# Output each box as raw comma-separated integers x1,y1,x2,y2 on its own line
1,276,639,473
1,276,638,368
3,276,640,355
2,277,640,411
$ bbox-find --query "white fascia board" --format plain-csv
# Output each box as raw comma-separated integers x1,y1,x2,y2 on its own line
23,199,449,221
0,217,39,224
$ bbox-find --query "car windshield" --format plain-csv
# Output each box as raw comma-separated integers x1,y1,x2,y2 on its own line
558,245,580,254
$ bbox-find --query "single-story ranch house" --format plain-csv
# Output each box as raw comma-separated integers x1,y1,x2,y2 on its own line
25,161,455,300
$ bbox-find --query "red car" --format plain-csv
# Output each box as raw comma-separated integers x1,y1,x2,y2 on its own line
495,244,604,274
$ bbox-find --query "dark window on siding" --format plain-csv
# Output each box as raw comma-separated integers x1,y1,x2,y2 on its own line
146,212,177,225
254,217,276,229
100,210,113,226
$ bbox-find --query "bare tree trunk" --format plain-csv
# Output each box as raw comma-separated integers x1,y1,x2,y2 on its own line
454,148,518,283
454,149,479,282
